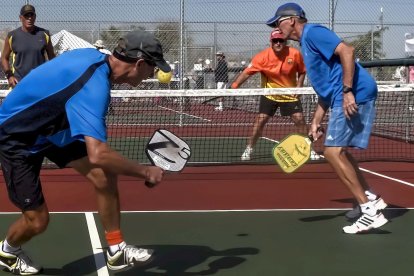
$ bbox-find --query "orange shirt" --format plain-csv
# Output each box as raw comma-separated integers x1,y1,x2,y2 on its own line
243,46,306,102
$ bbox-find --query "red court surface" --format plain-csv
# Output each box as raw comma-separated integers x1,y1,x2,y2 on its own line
1,162,414,212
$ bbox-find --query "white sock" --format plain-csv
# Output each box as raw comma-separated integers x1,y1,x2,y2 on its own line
3,239,20,253
360,201,377,216
109,241,126,255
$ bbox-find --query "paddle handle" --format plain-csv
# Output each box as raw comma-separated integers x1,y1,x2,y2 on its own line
145,181,156,188
308,127,325,142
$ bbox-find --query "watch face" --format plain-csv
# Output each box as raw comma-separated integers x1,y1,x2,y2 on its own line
343,86,352,93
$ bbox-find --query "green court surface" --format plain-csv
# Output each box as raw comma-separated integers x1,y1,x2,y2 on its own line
1,208,412,275
110,137,276,164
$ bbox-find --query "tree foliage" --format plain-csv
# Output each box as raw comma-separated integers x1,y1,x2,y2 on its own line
347,27,388,61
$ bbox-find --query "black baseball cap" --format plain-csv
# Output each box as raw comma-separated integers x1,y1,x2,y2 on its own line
113,30,171,72
20,4,36,16
266,2,306,27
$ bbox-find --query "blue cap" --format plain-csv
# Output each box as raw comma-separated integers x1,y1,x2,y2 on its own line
266,3,306,27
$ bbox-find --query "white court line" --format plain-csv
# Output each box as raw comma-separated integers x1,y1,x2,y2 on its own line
0,207,413,216
85,212,109,276
262,136,414,187
359,167,414,187
157,106,211,122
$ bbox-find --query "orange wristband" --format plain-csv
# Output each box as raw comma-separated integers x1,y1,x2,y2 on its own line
105,230,124,246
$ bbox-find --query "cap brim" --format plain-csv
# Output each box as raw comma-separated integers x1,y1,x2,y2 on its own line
21,11,36,16
155,60,171,73
266,15,281,27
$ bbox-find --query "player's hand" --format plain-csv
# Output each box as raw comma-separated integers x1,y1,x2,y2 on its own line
144,166,164,187
230,83,239,89
308,124,324,142
7,76,18,88
343,92,358,119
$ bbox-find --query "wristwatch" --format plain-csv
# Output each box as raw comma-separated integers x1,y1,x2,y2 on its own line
343,85,353,94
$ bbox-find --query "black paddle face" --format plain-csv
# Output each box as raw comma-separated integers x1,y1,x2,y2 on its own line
145,129,191,187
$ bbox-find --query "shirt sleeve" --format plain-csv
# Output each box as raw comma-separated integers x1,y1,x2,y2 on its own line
244,52,265,75
307,25,341,61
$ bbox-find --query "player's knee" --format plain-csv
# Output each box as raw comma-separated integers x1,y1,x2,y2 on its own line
25,213,49,235
323,147,339,161
90,169,117,190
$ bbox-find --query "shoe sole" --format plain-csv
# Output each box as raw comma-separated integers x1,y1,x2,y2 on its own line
0,260,41,276
107,254,153,271
0,259,12,271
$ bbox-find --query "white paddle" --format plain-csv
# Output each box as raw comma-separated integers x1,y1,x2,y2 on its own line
145,129,191,187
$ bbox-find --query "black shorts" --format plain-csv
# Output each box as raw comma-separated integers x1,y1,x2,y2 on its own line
258,96,303,116
0,141,87,211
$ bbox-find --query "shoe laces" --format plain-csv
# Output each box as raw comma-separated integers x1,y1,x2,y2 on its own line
13,251,37,272
124,246,150,263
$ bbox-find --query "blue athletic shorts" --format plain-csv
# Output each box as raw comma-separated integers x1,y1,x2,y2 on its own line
324,100,376,149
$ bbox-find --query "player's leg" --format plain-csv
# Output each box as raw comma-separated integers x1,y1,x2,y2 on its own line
215,82,227,111
0,152,46,275
344,151,387,219
324,147,368,203
71,158,121,231
241,96,275,160
70,157,153,270
280,100,307,134
51,142,152,270
324,102,387,233
248,114,271,148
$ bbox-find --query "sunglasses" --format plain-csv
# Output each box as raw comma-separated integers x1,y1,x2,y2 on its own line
144,59,157,67
275,16,292,27
23,12,35,19
272,39,285,44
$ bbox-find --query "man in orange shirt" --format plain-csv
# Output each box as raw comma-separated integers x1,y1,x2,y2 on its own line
232,30,319,161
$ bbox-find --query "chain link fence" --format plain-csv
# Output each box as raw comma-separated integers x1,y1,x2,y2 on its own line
0,0,413,88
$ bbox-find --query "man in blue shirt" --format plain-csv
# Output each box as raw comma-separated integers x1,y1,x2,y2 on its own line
0,30,170,275
267,3,388,234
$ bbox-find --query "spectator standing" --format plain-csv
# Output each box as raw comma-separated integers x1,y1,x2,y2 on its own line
214,51,229,111
194,58,205,89
1,4,55,88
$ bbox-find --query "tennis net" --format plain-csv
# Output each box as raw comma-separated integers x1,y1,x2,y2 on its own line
108,85,414,165
0,85,413,166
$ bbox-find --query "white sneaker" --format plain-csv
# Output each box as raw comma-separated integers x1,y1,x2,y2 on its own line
345,193,388,220
310,150,321,160
343,212,388,234
107,245,153,271
0,241,42,275
241,147,253,161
